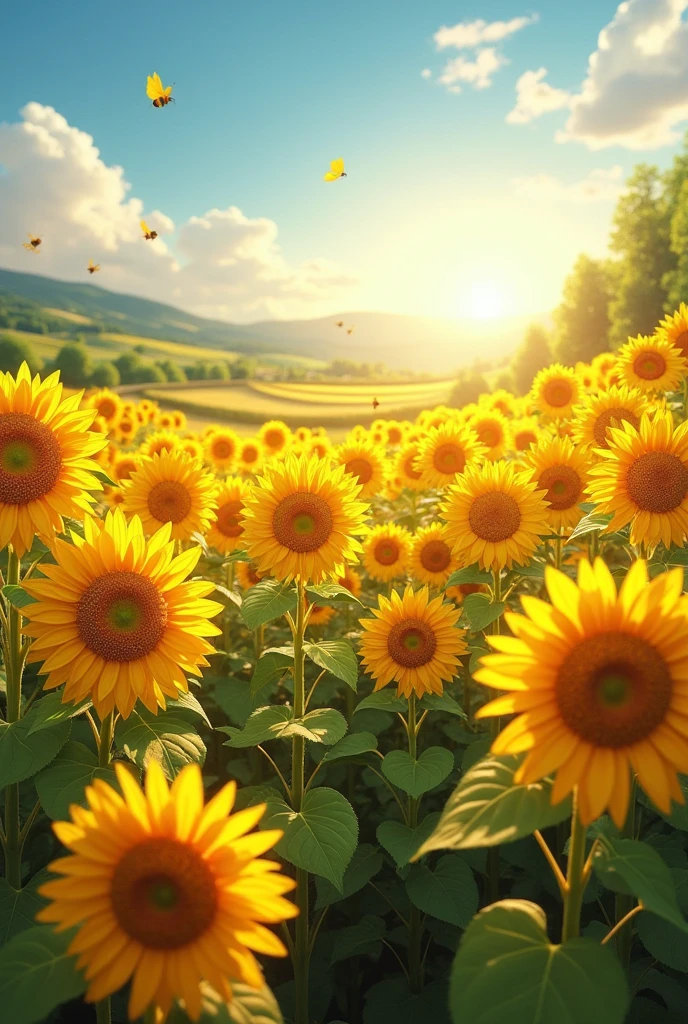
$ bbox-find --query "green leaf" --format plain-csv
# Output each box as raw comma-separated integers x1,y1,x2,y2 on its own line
34,741,117,820
220,706,294,747
167,982,284,1024
462,595,505,632
355,690,407,714
637,870,688,970
168,689,212,728
381,747,453,799
321,732,378,763
307,582,363,606
449,899,629,1024
0,872,48,946
91,467,117,488
27,692,92,734
2,584,37,610
406,854,479,927
211,675,254,727
593,836,688,932
508,560,547,579
570,509,614,540
0,705,71,787
330,916,385,964
0,925,87,1024
115,705,206,780
363,978,450,1024
445,566,492,587
296,708,348,745
315,843,383,908
214,582,242,608
305,639,358,690
377,813,441,868
262,787,358,890
240,579,297,629
419,692,466,719
415,754,572,857
250,650,293,699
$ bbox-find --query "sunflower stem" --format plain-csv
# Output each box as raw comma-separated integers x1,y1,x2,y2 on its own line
291,579,310,1024
3,547,23,888
561,787,587,943
407,693,423,993
615,776,637,971
98,712,114,767
95,997,112,1023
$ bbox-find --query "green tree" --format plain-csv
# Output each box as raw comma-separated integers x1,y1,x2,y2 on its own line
208,362,230,380
114,352,144,384
0,335,42,375
156,359,187,382
132,363,166,384
89,362,120,388
230,358,254,380
554,255,611,365
608,164,673,346
511,324,551,395
664,177,688,310
53,343,91,387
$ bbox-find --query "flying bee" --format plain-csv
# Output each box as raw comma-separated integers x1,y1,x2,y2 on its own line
335,320,344,328
146,72,174,108
347,326,356,335
87,260,100,275
23,234,42,253
141,219,157,241
372,397,380,410
324,157,346,182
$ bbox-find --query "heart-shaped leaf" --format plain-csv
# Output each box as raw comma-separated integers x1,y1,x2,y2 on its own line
34,741,118,820
321,732,378,763
330,916,385,965
307,582,363,606
0,705,71,787
315,843,383,908
419,693,466,718
0,872,49,946
250,650,293,699
240,580,297,629
0,925,87,1024
115,705,205,780
377,813,441,867
462,595,504,632
406,854,479,927
355,690,407,714
445,567,492,587
27,693,92,735
593,836,688,932
381,747,453,799
305,639,358,689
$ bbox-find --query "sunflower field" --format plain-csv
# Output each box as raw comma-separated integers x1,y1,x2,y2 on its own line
5,307,688,1024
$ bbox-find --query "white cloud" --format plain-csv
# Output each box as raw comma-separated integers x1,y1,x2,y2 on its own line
434,15,538,50
559,0,688,150
420,68,432,79
438,49,507,93
0,103,356,322
512,165,625,202
507,68,571,124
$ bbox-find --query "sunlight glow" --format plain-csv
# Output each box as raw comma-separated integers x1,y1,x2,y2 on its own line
468,281,505,319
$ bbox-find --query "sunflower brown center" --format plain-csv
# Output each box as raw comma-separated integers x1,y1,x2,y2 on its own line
542,379,573,408
114,458,137,482
212,439,234,460
633,351,666,381
468,491,521,542
217,498,244,537
477,425,500,448
77,571,168,661
273,492,333,552
387,618,437,668
120,419,134,435
459,583,483,595
111,837,217,949
388,427,402,444
626,451,688,513
404,454,422,480
592,407,640,448
242,445,259,464
555,632,672,747
420,539,451,573
264,429,284,449
538,465,582,511
98,398,117,420
433,442,465,475
147,480,193,524
515,430,537,451
674,331,688,359
374,539,400,566
346,458,373,485
0,412,62,505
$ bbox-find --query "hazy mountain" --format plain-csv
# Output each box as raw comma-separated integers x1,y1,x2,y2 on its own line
0,267,546,372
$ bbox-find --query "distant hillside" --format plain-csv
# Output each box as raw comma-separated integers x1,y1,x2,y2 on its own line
0,267,547,373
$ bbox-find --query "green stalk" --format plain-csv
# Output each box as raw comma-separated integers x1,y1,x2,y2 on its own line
98,712,114,767
292,580,309,1024
4,547,23,888
615,777,637,971
407,693,423,994
561,788,587,943
95,997,112,1023
486,566,503,904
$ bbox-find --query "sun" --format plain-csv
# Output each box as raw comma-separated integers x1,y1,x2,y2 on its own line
462,281,505,319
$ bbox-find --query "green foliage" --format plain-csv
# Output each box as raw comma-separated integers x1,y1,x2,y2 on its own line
114,704,206,779
406,854,479,927
34,741,117,820
449,372,490,407
52,342,91,386
167,982,285,1023
381,747,454,798
511,322,551,395
157,358,188,382
89,360,120,387
554,254,612,364
0,334,42,375
593,836,688,932
0,705,71,787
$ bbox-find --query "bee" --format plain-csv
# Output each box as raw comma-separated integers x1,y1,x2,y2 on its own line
347,326,356,335
141,219,157,241
335,321,344,328
23,234,42,253
372,398,380,410
324,157,346,182
146,72,174,108
87,260,100,275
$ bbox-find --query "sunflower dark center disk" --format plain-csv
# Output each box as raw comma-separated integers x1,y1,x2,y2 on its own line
542,380,573,408
0,412,62,505
626,451,688,513
374,539,400,566
387,618,437,668
433,443,465,475
592,407,640,448
468,491,522,542
273,491,333,552
147,480,193,524
346,458,373,485
538,465,582,511
420,539,451,572
633,351,666,381
77,571,168,661
217,499,244,537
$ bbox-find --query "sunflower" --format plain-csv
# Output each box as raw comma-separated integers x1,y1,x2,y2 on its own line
307,601,336,627
338,564,362,598
415,421,486,490
440,460,550,571
467,408,510,461
381,473,404,502
259,420,292,457
121,451,218,542
23,509,222,718
571,384,649,453
204,428,240,471
446,581,490,605
37,761,296,1021
409,523,458,587
657,303,688,360
111,453,139,484
362,523,413,582
237,438,264,475
85,388,123,428
510,417,540,454
575,362,595,391
531,364,581,419
476,559,688,827
140,430,179,459
483,390,516,418
137,399,158,424
385,420,407,446
359,585,466,698
236,561,263,589
307,434,332,461
334,439,387,499
395,442,426,491
241,453,368,584
172,410,186,430
616,334,687,393
524,436,589,532
104,487,126,510
179,436,205,462
157,412,176,430
116,416,139,446
206,477,253,555
592,352,617,386
0,364,106,556
587,410,688,551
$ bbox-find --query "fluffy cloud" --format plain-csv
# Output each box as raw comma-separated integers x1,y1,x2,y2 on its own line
438,49,507,93
507,68,571,124
559,0,688,149
512,165,625,202
434,15,538,50
0,103,356,322
426,12,537,94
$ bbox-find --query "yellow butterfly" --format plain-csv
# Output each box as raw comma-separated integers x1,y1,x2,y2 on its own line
324,157,346,182
146,72,174,108
87,260,100,275
141,219,157,240
335,320,344,327
347,326,356,335
23,234,42,253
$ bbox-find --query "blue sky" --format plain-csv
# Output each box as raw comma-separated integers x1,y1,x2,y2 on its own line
1,0,686,321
